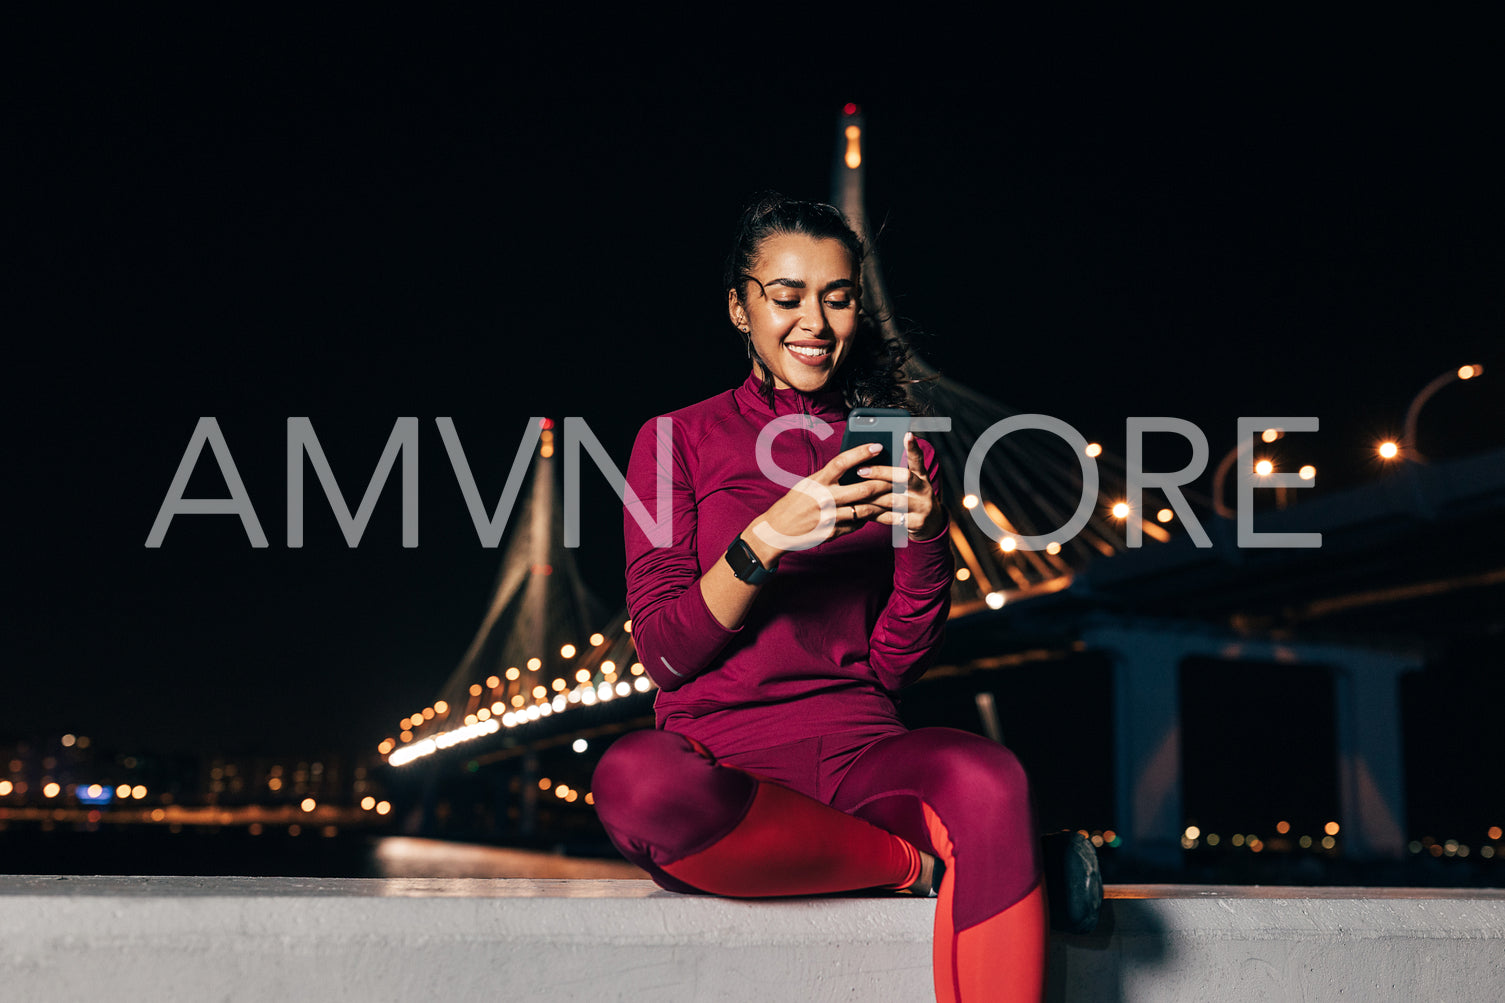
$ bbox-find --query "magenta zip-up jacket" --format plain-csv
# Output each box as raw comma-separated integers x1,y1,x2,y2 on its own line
623,371,954,759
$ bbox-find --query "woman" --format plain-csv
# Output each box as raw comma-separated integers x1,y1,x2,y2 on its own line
593,193,1047,1001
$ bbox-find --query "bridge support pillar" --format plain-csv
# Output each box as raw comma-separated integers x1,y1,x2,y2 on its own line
1084,616,1419,869
1090,627,1188,870
1333,654,1413,861
519,751,539,839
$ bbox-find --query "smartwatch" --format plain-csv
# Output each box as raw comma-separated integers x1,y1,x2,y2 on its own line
725,535,777,585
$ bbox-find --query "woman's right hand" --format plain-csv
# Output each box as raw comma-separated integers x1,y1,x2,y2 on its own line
741,441,890,567
700,441,891,632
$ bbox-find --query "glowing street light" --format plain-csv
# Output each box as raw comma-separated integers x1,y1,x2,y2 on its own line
1402,363,1485,462
1378,441,1400,460
1212,429,1282,519
844,124,862,169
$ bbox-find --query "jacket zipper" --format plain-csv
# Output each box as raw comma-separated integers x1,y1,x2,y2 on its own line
798,394,818,474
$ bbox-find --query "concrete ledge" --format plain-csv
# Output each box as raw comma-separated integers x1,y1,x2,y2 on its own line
1057,885,1505,1002
2,878,1501,1002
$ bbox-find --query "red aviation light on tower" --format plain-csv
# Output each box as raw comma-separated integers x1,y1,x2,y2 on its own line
843,102,859,116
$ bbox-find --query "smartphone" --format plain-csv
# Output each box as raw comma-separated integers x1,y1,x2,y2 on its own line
838,407,912,485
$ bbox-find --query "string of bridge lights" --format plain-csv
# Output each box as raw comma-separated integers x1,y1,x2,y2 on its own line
957,362,1485,611
384,623,655,768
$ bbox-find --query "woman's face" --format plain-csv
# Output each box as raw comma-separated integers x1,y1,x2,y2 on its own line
728,233,860,394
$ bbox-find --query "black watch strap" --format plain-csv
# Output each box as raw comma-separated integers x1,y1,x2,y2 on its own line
725,535,776,585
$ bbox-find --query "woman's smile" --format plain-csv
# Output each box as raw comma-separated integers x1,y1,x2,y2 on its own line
785,340,834,363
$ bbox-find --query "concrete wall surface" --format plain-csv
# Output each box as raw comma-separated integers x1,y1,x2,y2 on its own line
0,877,1501,1002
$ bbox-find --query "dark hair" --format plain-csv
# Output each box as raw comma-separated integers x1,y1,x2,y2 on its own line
723,191,915,411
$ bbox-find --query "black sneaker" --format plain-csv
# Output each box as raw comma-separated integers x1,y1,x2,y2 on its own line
1041,830,1102,934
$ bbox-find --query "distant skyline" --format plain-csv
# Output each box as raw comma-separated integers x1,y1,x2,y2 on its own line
9,20,1502,756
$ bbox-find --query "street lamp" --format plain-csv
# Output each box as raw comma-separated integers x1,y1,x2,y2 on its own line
1401,364,1486,463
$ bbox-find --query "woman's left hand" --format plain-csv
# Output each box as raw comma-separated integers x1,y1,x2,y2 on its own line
856,432,946,541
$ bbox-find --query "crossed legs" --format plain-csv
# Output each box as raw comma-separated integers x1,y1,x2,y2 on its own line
593,728,1044,1001
591,729,921,896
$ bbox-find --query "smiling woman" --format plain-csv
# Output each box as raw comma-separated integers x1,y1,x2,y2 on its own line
590,192,1060,1001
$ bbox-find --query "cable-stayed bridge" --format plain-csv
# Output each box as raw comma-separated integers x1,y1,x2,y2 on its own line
377,106,1502,870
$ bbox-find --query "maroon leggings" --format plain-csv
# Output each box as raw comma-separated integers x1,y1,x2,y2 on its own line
593,726,1039,931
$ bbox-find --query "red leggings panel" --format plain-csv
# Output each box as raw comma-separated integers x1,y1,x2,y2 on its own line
658,779,920,897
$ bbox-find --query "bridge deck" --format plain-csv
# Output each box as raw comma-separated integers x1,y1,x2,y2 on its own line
4,876,1501,1001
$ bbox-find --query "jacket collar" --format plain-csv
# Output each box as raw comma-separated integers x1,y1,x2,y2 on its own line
733,368,849,420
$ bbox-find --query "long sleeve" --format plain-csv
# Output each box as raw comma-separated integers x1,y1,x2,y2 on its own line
868,436,954,693
623,416,741,692
628,374,949,751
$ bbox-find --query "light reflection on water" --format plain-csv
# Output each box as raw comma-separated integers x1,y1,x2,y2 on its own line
372,836,647,880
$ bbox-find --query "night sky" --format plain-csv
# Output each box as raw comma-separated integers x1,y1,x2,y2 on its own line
9,16,1502,758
